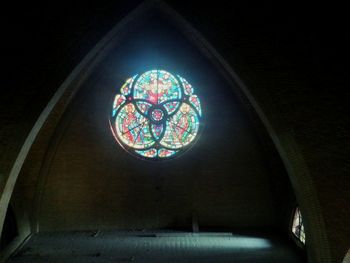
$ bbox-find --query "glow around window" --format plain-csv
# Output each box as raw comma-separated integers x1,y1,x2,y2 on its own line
110,70,202,159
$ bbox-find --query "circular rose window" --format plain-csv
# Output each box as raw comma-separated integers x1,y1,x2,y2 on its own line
110,69,202,159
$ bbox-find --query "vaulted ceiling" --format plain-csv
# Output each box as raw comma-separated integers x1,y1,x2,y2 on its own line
1,1,348,263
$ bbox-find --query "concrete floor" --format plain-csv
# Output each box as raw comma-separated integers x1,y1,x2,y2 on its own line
7,231,306,263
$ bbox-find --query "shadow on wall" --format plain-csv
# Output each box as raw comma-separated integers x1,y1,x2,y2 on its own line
0,206,18,250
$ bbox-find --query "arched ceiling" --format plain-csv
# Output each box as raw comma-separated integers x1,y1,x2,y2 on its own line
1,1,348,263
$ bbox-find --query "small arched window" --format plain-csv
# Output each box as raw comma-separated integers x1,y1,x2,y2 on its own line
110,69,202,159
291,207,306,245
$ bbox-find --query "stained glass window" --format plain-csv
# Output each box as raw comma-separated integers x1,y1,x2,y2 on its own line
292,207,306,245
110,70,202,159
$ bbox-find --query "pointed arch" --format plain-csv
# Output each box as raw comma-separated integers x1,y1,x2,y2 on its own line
0,1,332,262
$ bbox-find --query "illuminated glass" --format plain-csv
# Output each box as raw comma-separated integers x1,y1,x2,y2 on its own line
110,70,202,159
292,207,306,244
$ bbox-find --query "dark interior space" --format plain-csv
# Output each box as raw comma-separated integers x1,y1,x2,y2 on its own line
0,207,18,251
0,1,348,263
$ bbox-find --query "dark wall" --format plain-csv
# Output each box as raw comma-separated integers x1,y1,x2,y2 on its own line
167,2,349,262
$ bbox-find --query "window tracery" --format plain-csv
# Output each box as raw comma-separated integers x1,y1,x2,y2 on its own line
110,70,202,159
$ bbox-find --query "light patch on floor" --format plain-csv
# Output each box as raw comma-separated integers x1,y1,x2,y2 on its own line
7,231,306,263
